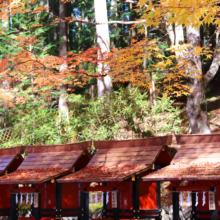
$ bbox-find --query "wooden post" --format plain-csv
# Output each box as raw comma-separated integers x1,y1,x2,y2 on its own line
172,187,179,220
210,187,218,220
133,175,140,219
156,181,161,219
84,188,89,220
56,183,62,218
79,189,83,220
113,187,119,220
103,182,107,218
10,189,18,220
80,188,89,220
35,189,41,220
191,191,197,220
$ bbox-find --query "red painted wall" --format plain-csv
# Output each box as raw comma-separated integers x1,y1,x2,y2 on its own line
0,184,11,216
107,180,157,219
0,185,11,208
139,180,157,210
39,183,56,209
62,182,80,209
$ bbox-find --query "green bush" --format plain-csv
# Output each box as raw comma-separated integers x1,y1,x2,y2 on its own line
2,88,183,147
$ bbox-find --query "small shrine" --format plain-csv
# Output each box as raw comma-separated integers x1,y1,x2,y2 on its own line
142,134,220,220
58,136,173,220
0,146,25,218
0,141,91,220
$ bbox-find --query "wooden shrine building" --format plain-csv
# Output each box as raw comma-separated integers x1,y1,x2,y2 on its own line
142,134,220,220
58,136,173,220
0,146,25,217
0,142,91,220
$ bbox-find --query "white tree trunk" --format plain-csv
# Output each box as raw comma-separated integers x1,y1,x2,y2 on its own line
94,0,112,97
186,26,211,134
167,24,184,47
59,0,69,122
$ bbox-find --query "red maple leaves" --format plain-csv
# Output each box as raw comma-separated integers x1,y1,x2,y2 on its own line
0,168,69,182
61,164,147,181
144,162,220,180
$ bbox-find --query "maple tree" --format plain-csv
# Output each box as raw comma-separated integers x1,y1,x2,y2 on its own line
131,0,220,134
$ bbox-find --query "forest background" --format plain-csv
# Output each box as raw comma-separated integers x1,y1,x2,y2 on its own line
1,0,220,147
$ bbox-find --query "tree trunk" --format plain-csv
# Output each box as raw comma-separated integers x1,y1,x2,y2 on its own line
186,26,211,134
59,0,69,122
1,1,9,128
94,0,112,97
186,79,211,134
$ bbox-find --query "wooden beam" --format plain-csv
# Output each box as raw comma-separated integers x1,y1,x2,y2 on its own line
113,187,120,220
191,191,197,219
133,175,140,219
156,181,161,219
210,187,218,220
10,189,17,220
172,187,179,220
35,189,41,220
56,183,62,218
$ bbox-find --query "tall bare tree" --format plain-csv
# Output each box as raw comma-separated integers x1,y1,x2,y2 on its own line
59,0,69,122
94,0,112,97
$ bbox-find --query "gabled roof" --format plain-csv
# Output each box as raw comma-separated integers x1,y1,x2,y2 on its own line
0,142,91,184
142,134,220,181
58,136,172,183
0,146,24,175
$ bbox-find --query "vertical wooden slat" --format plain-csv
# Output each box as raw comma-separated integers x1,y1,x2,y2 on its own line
133,175,139,219
79,187,84,220
172,187,179,220
84,188,89,220
191,191,197,219
79,188,88,220
10,189,17,220
35,189,41,220
156,181,161,219
56,183,62,218
210,187,218,220
113,187,119,220
103,182,107,218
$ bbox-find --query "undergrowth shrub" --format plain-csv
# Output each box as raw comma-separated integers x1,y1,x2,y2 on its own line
2,88,183,147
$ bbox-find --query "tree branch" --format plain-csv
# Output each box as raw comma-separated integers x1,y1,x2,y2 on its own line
204,41,220,87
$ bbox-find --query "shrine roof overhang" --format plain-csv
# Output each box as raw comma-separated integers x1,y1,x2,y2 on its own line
0,146,25,176
0,142,91,184
143,134,220,181
142,162,220,181
57,135,173,183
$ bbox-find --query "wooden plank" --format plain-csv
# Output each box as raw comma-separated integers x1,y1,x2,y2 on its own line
0,162,12,167
172,158,220,164
27,151,82,157
0,155,14,159
174,152,220,159
18,164,72,169
94,135,172,149
0,166,6,171
0,146,25,155
23,158,77,164
87,161,149,166
20,161,74,167
93,151,159,157
25,155,79,161
178,146,220,153
96,146,162,153
88,155,155,162
176,134,220,145
0,158,14,163
178,144,220,149
25,142,91,153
